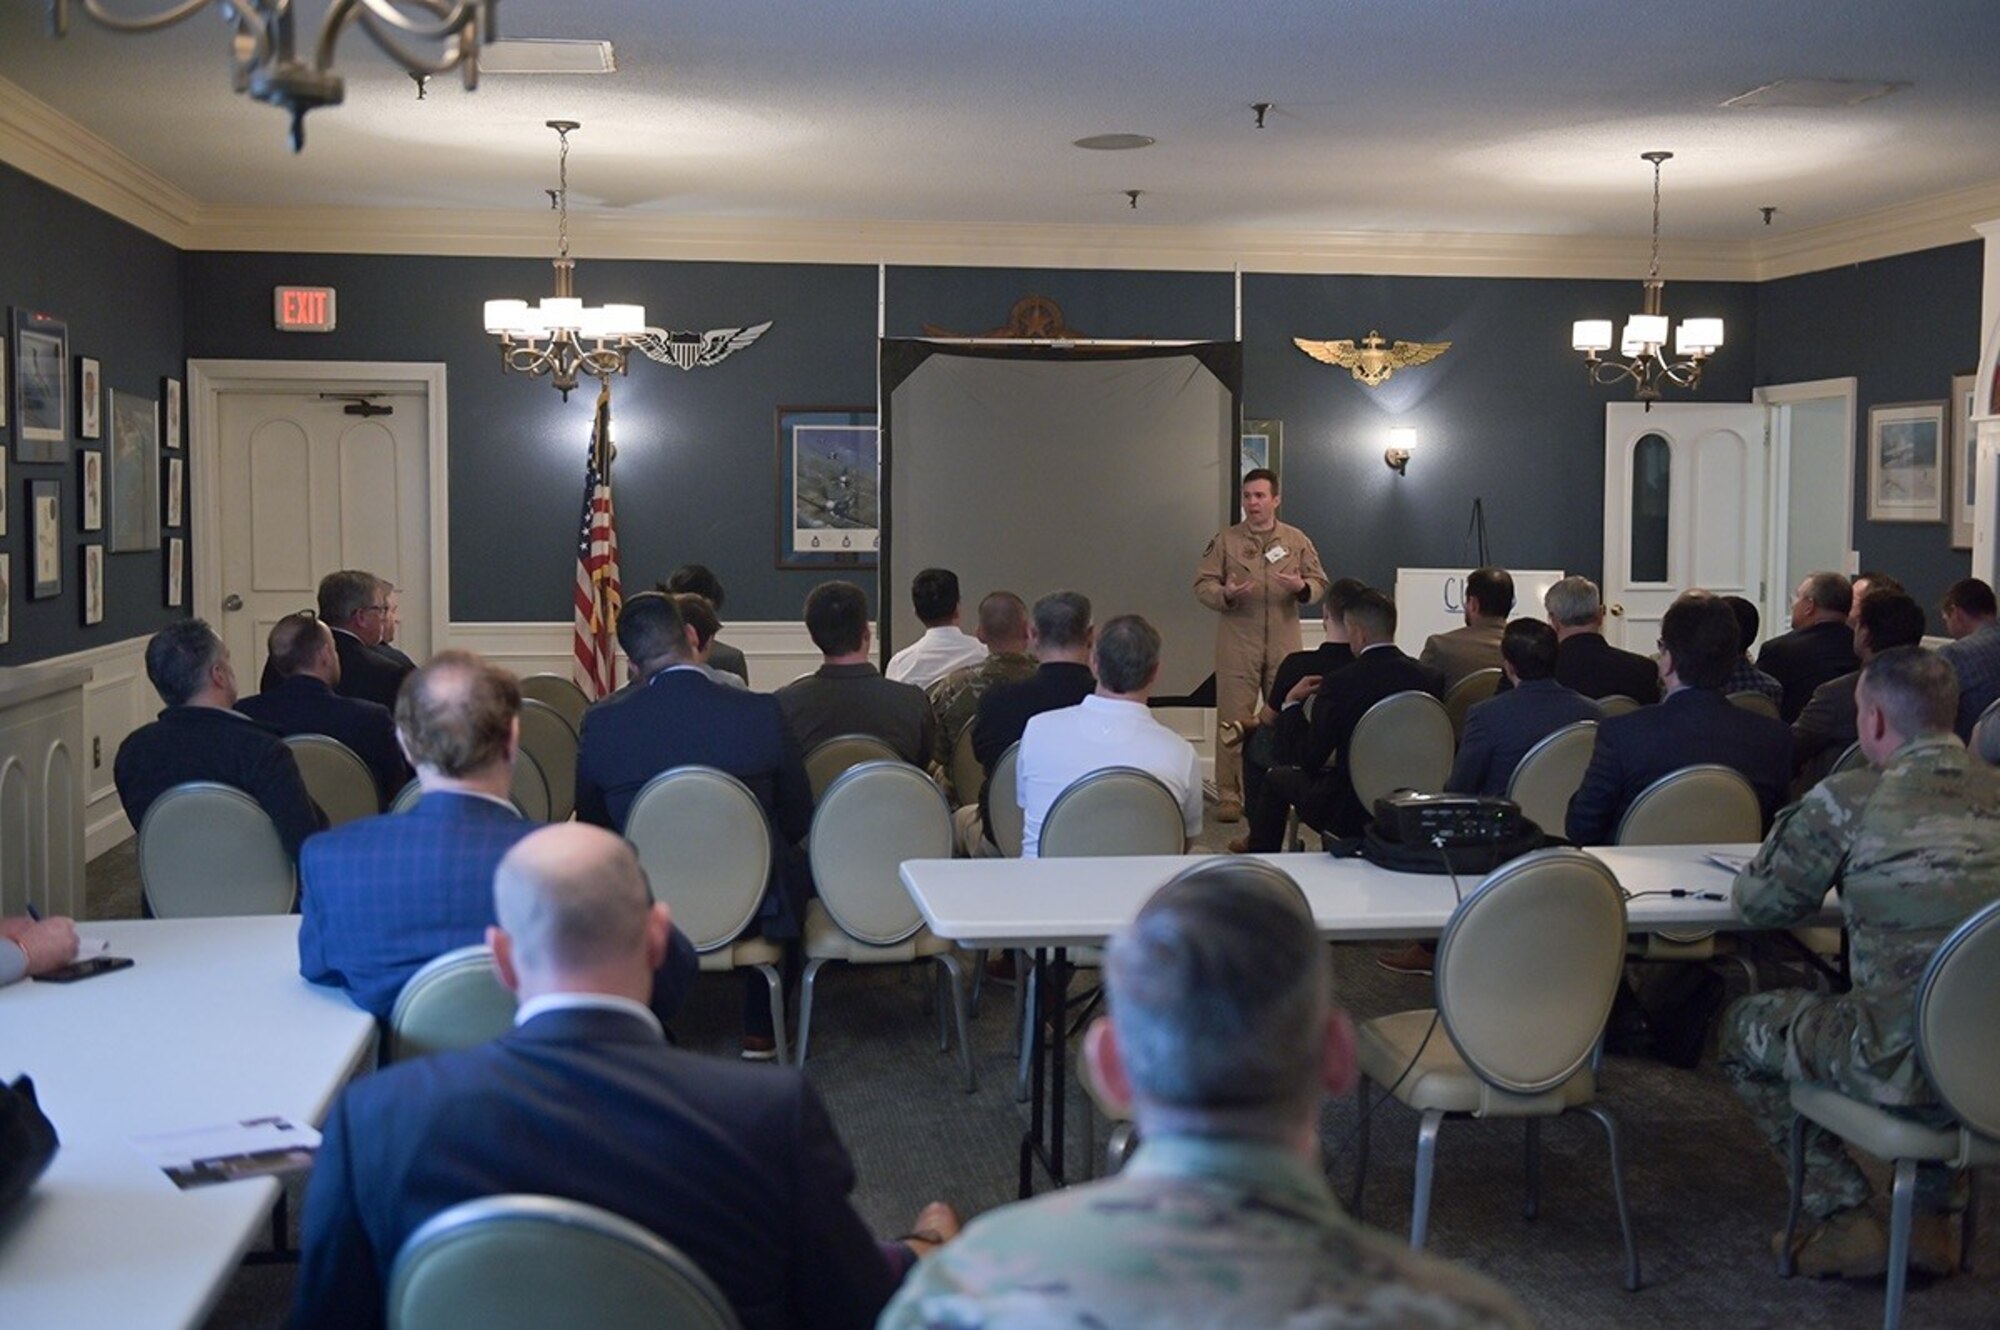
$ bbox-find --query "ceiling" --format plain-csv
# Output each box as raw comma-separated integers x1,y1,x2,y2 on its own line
2,1,1998,252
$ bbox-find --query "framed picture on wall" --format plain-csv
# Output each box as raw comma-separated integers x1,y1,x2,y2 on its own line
30,479,60,599
0,554,11,645
0,446,7,538
78,357,102,440
165,535,185,607
163,376,183,450
80,449,102,531
107,389,161,553
0,334,7,428
80,543,103,626
1241,419,1282,482
1866,402,1946,524
1951,373,1977,549
164,455,183,528
775,405,879,569
12,309,68,462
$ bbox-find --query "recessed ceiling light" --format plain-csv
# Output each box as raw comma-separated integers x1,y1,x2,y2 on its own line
479,39,618,75
1721,78,1908,109
1073,133,1156,151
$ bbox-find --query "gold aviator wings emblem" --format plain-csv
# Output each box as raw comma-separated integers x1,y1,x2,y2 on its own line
1294,329,1451,387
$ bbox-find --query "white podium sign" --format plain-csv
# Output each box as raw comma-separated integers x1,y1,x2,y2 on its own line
1392,567,1568,656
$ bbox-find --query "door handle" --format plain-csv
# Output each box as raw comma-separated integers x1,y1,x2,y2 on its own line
1607,603,1624,617
222,594,244,611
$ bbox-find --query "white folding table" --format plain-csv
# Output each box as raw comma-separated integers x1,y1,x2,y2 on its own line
0,916,377,1329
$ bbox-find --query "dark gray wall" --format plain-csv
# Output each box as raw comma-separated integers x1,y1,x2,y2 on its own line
0,162,184,664
1755,240,1983,627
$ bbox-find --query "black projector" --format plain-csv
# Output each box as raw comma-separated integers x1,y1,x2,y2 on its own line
1373,792,1529,847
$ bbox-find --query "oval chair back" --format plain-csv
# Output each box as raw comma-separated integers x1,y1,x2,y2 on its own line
1615,764,1761,846
624,767,771,954
1435,848,1629,1096
1443,668,1503,739
391,779,424,813
804,733,902,801
138,782,296,917
387,945,517,1064
284,733,380,827
1726,691,1782,720
517,699,579,821
1830,740,1870,776
808,761,953,946
388,1194,742,1330
1916,897,2000,1141
987,742,1026,857
1596,694,1642,718
1503,720,1598,835
1974,697,2000,766
517,673,591,735
947,723,983,809
1038,767,1185,858
510,747,552,822
1348,691,1455,809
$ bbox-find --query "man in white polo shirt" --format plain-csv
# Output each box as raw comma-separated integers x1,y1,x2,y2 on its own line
1016,614,1202,858
886,567,989,688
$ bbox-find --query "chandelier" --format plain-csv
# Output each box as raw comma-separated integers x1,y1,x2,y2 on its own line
48,0,494,152
483,121,647,402
1571,151,1723,403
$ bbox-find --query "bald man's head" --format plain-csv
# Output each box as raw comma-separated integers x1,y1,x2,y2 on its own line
491,824,667,996
395,650,520,778
267,613,336,683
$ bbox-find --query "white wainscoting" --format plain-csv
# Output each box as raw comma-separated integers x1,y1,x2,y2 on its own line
25,634,156,867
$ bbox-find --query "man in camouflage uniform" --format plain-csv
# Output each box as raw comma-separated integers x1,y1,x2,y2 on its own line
926,591,1036,789
878,858,1529,1330
1193,467,1327,822
1719,645,2000,1278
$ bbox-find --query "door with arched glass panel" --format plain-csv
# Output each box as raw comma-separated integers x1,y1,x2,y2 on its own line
1600,403,1767,654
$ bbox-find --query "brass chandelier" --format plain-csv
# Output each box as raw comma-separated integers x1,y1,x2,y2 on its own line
1572,151,1724,403
48,0,495,152
483,122,647,402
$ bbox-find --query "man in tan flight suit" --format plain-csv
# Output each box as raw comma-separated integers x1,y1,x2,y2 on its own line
1194,467,1327,821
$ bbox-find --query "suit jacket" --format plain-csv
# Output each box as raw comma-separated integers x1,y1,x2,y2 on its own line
709,638,751,685
1267,641,1354,767
296,792,697,1021
776,663,935,764
1549,632,1662,703
333,628,414,710
372,642,417,672
1756,620,1859,723
293,1006,898,1330
1446,678,1601,799
1296,645,1447,837
1791,668,1861,784
1419,619,1505,690
237,674,411,807
1564,686,1793,845
112,705,324,859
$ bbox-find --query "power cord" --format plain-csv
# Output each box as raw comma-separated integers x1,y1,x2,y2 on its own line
1622,888,1727,902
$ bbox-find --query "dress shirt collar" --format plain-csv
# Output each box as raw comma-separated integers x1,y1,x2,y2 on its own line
1357,641,1399,656
647,663,713,685
1080,693,1149,718
1125,1134,1339,1224
515,991,663,1037
418,786,521,815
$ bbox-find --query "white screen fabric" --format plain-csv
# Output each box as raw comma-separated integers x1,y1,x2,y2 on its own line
882,344,1238,696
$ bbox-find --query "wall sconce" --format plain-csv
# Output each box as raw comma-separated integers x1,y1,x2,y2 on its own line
1385,426,1416,476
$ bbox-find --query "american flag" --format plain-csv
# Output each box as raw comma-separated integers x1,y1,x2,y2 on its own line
572,384,622,699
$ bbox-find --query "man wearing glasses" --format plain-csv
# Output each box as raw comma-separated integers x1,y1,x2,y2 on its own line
314,570,414,709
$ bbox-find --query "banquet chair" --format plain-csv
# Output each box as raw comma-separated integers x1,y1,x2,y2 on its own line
1831,740,1871,776
517,698,580,821
1596,694,1642,718
799,761,974,1090
1504,719,1597,836
1444,667,1504,739
1616,764,1762,985
518,673,591,735
1974,698,2000,765
284,733,380,827
1348,690,1455,809
804,733,902,801
624,767,788,1064
986,741,1026,857
387,945,517,1064
947,722,984,809
1351,847,1641,1290
389,1194,741,1330
1727,690,1782,720
138,782,296,917
510,747,552,822
1779,897,2000,1330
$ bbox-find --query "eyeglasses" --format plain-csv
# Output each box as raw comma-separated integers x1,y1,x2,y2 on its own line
364,603,391,615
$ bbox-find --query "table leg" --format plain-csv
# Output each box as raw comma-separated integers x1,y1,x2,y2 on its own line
1017,946,1075,1199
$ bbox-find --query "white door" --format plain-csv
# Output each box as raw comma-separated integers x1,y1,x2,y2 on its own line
1601,403,1768,653
214,391,432,689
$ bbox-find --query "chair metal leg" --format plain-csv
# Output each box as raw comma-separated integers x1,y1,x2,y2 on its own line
935,964,950,1051
1962,1169,1979,1272
1410,1108,1445,1249
795,958,829,1066
1106,1122,1137,1175
756,963,789,1066
1726,951,1760,994
1015,962,1037,1103
1524,1119,1541,1220
1082,1086,1097,1181
1349,1076,1372,1218
969,948,986,1018
936,953,978,1093
1780,1112,1808,1277
1884,1159,1916,1330
1580,1104,1642,1292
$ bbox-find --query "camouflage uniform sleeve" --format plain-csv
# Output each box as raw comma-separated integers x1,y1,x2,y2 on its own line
1731,776,1867,927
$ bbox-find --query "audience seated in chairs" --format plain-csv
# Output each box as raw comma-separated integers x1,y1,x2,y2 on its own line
926,590,1036,779
1790,587,1927,789
1420,566,1514,690
262,570,412,709
1239,577,1366,824
878,858,1531,1329
299,649,695,1023
1757,572,1860,723
1937,576,2000,740
1015,614,1201,859
778,581,936,764
1721,595,1785,707
294,822,957,1330
885,566,989,689
239,612,410,807
666,592,749,691
115,619,323,861
1446,618,1599,800
1503,575,1659,704
662,563,750,685
1719,645,2000,1280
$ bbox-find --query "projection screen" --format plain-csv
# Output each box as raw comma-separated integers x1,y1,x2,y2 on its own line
881,341,1242,697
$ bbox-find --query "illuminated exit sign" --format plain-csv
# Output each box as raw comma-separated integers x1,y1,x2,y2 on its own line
274,286,337,333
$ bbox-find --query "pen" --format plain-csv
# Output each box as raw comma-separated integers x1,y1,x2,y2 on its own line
24,902,41,921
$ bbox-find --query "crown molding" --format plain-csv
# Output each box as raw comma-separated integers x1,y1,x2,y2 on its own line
1747,179,2000,281
0,78,197,248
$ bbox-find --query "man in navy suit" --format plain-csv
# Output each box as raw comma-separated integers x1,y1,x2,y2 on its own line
1566,592,1794,845
1757,571,1861,723
294,823,956,1330
298,650,694,1022
238,613,410,807
1244,588,1446,850
1501,575,1661,704
1446,618,1600,799
576,592,812,1057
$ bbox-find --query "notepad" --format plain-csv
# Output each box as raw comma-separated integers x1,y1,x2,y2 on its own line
132,1115,322,1190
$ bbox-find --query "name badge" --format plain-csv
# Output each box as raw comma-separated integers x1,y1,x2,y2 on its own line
1265,544,1289,564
